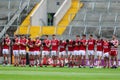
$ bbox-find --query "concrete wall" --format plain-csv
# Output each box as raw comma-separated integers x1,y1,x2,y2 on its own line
47,0,64,13
30,0,47,26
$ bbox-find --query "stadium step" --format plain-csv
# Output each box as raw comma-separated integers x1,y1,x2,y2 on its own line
29,26,41,39
14,3,39,35
56,0,83,34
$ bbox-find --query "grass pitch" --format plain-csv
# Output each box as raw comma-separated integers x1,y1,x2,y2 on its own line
0,66,120,80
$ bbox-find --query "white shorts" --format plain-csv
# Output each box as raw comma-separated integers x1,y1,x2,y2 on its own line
29,51,34,55
96,51,103,56
59,51,66,56
42,51,49,56
88,50,94,55
34,51,40,55
103,52,109,58
13,50,19,56
19,50,26,55
2,49,9,54
73,50,79,55
79,50,86,56
68,51,73,55
51,51,57,56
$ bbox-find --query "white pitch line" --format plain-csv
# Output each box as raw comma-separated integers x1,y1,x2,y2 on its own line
0,71,120,76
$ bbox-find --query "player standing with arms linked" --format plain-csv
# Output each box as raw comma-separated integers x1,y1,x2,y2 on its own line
34,36,41,67
79,34,87,68
59,40,67,67
28,37,35,67
87,34,96,68
73,35,80,67
42,35,51,67
67,39,74,67
103,38,110,68
12,35,20,66
110,35,119,68
2,34,11,66
96,36,103,68
51,34,59,67
19,35,28,67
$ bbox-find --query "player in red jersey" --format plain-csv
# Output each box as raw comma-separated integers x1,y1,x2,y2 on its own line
42,35,51,67
67,39,74,67
19,35,28,67
96,36,103,68
87,34,96,68
12,35,20,66
28,37,35,67
73,35,80,67
110,35,119,68
103,38,110,68
2,34,11,66
79,34,87,68
59,40,67,67
34,36,41,66
51,34,59,67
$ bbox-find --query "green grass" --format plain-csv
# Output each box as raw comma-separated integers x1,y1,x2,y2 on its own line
0,66,120,80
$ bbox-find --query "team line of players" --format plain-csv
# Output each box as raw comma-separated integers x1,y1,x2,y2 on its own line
2,34,119,68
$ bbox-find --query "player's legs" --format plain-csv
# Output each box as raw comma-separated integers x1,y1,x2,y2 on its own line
13,50,19,66
96,51,103,68
88,50,94,68
51,51,57,67
82,50,86,68
42,51,49,67
34,51,41,66
110,51,118,68
19,50,26,67
2,49,9,65
29,51,34,67
67,51,72,67
59,51,66,67
103,52,110,68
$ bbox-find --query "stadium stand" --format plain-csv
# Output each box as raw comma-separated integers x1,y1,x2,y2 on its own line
64,0,120,38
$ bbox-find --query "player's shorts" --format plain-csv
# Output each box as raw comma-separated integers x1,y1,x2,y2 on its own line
51,51,57,56
29,51,34,55
73,50,79,55
96,51,103,56
34,51,40,55
88,50,94,55
59,51,66,56
103,52,109,58
79,50,86,56
13,50,19,56
2,49,9,54
110,50,118,56
19,50,26,55
42,51,49,57
68,51,73,56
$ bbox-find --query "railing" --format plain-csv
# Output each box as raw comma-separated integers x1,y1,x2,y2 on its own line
54,0,71,26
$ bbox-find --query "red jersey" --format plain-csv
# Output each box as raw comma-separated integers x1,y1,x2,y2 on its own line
110,39,119,51
68,40,73,51
13,38,19,50
87,39,96,50
3,38,10,49
74,39,80,50
51,39,59,51
79,39,87,50
96,40,103,51
42,39,51,51
20,38,27,50
103,41,110,53
59,41,66,52
34,39,41,51
28,40,34,51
